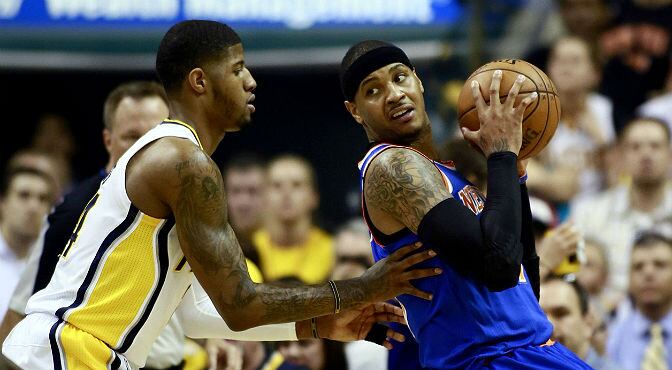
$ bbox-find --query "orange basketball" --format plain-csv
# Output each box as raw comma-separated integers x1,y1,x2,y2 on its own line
457,59,561,160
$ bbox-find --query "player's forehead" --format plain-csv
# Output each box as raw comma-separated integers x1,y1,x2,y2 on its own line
359,63,409,86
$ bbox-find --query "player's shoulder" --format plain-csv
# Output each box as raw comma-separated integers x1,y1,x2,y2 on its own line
368,145,433,171
140,136,215,175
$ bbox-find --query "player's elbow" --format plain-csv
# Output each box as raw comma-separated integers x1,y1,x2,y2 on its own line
483,257,521,292
217,311,257,332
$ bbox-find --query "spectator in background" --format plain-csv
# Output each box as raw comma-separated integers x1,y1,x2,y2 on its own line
638,92,672,135
253,154,334,284
571,117,672,295
222,153,267,267
599,0,672,131
276,339,348,370
527,36,615,209
576,238,622,322
6,148,70,200
523,0,611,71
0,167,55,319
607,232,672,370
540,276,624,370
30,114,76,189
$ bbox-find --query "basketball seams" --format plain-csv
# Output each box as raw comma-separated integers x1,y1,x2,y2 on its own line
520,65,553,158
457,66,555,121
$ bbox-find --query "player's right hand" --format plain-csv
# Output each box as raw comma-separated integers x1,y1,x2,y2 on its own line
360,242,441,302
462,70,537,158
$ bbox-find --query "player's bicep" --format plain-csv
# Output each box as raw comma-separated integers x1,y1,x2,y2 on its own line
364,148,452,232
167,150,255,309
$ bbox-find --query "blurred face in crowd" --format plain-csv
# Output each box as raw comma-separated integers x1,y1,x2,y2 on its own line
629,242,672,310
548,37,597,94
225,166,266,234
540,279,591,358
266,158,317,224
622,120,670,186
104,96,168,166
559,0,609,40
277,339,325,370
345,63,429,145
9,151,67,197
0,173,53,241
576,241,608,295
332,229,375,280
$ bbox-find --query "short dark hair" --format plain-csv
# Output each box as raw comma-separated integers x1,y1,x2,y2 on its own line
619,116,671,143
0,166,54,198
633,230,672,251
545,275,590,316
103,81,167,130
222,153,266,177
156,20,241,93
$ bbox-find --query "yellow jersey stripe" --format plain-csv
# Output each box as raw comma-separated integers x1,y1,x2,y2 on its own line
60,322,113,370
162,119,204,150
66,214,162,348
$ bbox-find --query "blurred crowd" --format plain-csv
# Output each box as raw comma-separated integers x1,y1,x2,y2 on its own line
1,0,672,369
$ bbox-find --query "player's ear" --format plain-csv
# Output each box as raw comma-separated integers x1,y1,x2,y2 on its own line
344,100,364,125
102,128,112,153
413,69,424,94
187,68,207,94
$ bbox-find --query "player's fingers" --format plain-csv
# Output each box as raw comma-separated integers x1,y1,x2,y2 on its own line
505,74,526,110
388,241,423,261
398,250,437,269
371,311,406,324
470,80,487,112
387,328,406,343
514,92,538,117
461,126,479,144
404,286,434,300
489,70,502,107
401,267,443,281
372,302,404,317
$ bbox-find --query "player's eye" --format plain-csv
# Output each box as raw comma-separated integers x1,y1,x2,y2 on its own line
366,87,379,96
395,73,407,83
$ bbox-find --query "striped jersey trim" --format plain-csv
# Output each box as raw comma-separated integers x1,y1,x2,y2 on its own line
55,206,140,320
161,119,204,150
117,218,175,352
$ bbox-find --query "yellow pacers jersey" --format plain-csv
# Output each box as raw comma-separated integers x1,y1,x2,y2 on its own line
253,228,334,284
23,120,200,368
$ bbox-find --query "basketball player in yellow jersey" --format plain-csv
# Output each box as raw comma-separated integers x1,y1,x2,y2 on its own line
2,20,440,370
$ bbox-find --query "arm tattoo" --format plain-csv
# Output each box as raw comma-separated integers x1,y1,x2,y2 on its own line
174,156,257,309
364,148,452,232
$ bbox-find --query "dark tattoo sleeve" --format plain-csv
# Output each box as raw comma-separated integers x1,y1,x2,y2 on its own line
173,151,369,329
364,148,453,232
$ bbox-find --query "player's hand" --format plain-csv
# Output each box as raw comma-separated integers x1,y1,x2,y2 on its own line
317,302,407,349
517,158,529,178
360,242,441,302
462,70,538,158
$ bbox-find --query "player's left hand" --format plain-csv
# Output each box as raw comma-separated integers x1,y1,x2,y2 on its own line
316,302,406,349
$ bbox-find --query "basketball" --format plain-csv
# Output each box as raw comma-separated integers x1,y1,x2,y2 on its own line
457,59,561,160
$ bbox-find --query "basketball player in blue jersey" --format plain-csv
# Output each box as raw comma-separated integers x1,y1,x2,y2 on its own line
340,40,593,369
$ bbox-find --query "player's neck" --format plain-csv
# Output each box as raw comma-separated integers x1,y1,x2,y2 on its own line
266,216,312,247
167,102,223,155
575,341,590,361
0,224,33,259
630,180,667,213
407,124,438,159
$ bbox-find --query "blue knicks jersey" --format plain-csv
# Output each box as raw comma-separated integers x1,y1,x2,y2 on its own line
358,144,553,370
